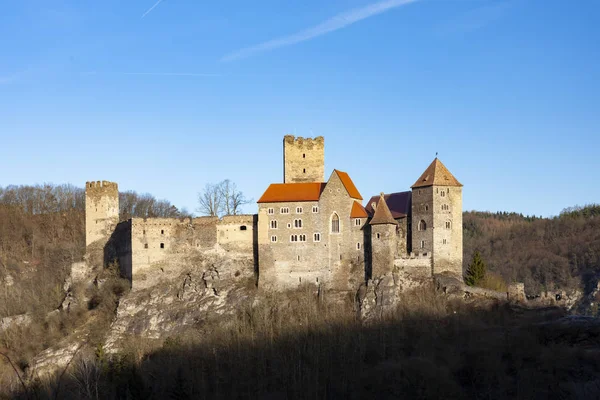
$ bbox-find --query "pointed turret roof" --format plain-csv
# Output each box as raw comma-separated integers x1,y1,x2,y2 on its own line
369,193,397,225
411,158,462,189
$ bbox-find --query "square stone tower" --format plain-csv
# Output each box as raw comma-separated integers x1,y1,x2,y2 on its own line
283,135,325,183
411,159,463,276
85,181,119,247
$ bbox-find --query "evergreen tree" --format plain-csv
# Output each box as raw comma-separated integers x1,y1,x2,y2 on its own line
465,251,486,286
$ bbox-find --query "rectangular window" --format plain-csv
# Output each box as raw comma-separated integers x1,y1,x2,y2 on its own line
290,234,298,242
420,240,425,249
280,207,290,214
267,208,274,214
299,234,306,242
144,243,148,249
271,236,277,243
443,239,447,244
313,233,321,242
294,219,303,228
357,243,361,250
296,207,303,214
270,220,278,229
160,243,165,249
312,206,319,213
161,229,164,235
355,219,361,226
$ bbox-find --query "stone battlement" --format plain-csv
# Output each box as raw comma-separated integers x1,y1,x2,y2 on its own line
86,181,118,190
283,135,325,147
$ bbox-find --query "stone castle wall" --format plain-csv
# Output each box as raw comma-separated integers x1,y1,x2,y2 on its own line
85,181,119,247
432,186,463,276
258,171,366,291
283,135,325,183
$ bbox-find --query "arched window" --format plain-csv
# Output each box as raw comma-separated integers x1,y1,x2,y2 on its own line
418,220,427,231
331,213,340,233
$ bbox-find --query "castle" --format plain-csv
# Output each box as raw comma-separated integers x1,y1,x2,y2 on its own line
87,135,463,290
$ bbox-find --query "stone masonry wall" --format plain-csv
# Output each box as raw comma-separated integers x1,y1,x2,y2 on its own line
258,172,366,291
85,181,119,247
431,186,463,276
283,135,325,183
411,186,434,257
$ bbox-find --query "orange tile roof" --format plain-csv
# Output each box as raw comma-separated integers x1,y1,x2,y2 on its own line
334,170,363,200
350,201,368,218
411,158,463,188
257,183,327,203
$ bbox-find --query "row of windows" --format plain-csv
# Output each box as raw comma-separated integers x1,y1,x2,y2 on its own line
267,206,319,215
268,213,354,233
417,220,452,231
420,204,451,212
144,243,165,249
271,233,321,243
142,229,165,235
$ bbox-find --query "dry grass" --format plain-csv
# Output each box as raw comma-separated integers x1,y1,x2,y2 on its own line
4,286,599,399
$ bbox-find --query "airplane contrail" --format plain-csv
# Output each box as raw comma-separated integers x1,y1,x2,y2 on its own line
142,0,164,19
221,0,419,62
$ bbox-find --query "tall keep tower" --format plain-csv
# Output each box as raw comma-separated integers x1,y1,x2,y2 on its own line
411,159,463,276
85,181,119,247
283,135,325,183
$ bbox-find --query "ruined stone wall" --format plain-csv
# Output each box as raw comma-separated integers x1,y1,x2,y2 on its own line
431,186,463,276
394,254,432,278
217,215,255,251
85,181,119,247
191,217,218,249
283,135,325,183
130,218,187,281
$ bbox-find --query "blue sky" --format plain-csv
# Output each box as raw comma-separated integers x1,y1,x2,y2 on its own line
0,0,598,217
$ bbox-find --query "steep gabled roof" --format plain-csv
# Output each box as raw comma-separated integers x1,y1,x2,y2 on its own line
369,193,398,225
257,183,327,203
411,158,462,188
333,170,363,200
366,191,411,219
350,201,368,218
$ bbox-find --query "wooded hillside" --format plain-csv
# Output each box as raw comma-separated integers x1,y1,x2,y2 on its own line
463,205,600,294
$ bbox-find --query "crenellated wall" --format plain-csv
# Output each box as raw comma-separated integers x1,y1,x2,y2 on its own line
283,135,325,183
85,181,119,248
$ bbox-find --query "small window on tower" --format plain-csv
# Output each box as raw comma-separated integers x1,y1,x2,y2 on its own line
144,243,148,249
160,243,165,249
303,168,306,173
303,153,306,158
161,229,164,235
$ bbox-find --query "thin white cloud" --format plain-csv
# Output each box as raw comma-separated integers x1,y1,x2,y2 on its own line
123,72,220,77
141,0,164,19
221,0,420,62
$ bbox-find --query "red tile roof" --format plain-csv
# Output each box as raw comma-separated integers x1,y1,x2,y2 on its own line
350,201,368,218
334,170,363,200
257,183,326,203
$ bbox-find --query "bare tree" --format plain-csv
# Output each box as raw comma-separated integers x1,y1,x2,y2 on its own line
197,183,223,217
220,179,252,215
197,180,252,217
